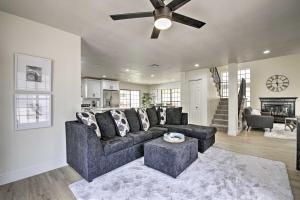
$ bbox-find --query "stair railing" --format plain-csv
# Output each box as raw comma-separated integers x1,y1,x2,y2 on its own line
238,78,246,115
209,67,221,97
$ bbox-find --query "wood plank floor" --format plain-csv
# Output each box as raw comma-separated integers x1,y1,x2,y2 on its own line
1,130,299,200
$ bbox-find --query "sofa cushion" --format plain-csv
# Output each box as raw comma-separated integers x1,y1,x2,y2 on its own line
110,110,130,137
137,108,150,131
101,136,134,156
166,124,217,140
157,107,167,125
124,109,141,132
148,127,168,139
95,111,117,140
166,107,183,125
146,107,159,127
128,131,152,144
76,112,101,137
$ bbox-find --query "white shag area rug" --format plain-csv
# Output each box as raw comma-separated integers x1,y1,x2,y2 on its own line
69,147,293,200
264,123,296,140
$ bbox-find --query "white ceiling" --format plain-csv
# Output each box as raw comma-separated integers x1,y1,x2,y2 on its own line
1,0,300,84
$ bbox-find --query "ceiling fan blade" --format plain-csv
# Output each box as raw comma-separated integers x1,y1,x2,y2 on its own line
111,12,153,20
167,0,190,11
172,13,206,29
149,0,165,9
151,27,160,39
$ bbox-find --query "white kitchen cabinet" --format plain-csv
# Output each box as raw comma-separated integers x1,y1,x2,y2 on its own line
82,79,101,98
100,80,119,91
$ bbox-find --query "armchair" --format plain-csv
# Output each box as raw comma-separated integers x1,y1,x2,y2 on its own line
244,107,274,131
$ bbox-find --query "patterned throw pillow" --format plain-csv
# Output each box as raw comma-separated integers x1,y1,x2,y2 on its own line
110,110,130,137
76,112,101,137
137,108,150,131
159,107,167,125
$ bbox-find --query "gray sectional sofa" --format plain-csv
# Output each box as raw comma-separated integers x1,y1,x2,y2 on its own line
65,108,217,182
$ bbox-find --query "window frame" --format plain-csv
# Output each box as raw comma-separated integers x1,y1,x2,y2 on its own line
161,88,181,107
119,89,140,108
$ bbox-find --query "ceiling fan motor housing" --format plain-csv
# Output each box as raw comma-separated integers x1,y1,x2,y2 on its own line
154,7,172,21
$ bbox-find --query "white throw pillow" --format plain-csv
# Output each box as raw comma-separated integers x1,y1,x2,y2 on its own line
137,108,150,131
76,112,101,137
251,109,261,116
159,107,167,125
110,110,130,137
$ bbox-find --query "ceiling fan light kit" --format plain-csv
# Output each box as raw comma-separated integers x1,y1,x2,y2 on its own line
154,7,172,30
110,0,206,39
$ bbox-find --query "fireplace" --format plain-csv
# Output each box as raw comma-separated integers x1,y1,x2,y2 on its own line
260,97,297,123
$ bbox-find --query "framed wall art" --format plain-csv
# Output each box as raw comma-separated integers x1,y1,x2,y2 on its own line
15,93,52,130
14,53,53,131
15,53,52,92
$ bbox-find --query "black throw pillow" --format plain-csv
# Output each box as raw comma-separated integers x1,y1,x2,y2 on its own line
146,107,159,127
95,111,117,140
124,109,141,132
166,107,183,125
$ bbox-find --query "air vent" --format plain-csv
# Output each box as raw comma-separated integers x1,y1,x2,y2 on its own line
149,64,160,68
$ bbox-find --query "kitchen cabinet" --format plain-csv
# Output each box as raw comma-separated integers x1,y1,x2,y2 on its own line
100,80,119,91
82,79,101,98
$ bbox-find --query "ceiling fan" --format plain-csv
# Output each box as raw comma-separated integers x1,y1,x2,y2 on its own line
110,0,206,39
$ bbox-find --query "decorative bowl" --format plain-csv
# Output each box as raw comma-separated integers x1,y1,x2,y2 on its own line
163,132,185,143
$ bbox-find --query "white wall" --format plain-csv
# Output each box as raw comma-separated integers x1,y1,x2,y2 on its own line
240,54,300,115
149,82,181,90
220,54,300,115
0,12,81,185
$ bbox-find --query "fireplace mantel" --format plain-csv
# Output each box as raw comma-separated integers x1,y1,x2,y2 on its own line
260,97,297,123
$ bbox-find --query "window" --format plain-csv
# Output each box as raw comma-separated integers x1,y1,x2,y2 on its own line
120,90,140,108
161,89,171,105
161,89,181,107
130,90,140,108
171,89,181,107
238,69,251,107
220,69,251,106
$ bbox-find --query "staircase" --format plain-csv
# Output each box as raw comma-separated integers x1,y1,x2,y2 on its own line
212,98,228,132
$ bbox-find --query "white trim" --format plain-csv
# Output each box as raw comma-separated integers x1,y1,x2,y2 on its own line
0,160,67,185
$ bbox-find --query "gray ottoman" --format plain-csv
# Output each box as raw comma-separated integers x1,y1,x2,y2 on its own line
144,137,198,178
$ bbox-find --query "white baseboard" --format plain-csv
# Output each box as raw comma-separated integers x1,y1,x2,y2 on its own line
0,160,67,185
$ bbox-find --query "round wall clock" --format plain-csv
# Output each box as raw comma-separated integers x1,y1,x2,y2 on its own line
266,75,289,92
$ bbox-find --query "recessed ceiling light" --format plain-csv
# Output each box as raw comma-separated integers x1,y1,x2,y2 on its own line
263,50,271,54
194,64,200,67
151,74,155,78
102,75,107,78
125,69,130,72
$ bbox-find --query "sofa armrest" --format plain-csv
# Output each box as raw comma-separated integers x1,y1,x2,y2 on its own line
246,115,274,129
181,113,188,125
65,121,104,181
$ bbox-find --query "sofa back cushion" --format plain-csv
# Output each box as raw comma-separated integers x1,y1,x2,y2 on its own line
244,107,253,116
166,107,183,125
110,110,130,137
95,111,117,140
137,108,150,131
146,107,159,127
124,109,141,132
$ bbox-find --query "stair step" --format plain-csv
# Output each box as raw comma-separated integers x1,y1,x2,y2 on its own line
219,101,228,106
211,124,228,133
216,110,228,114
212,119,228,125
217,105,228,110
214,114,228,120
220,98,228,102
